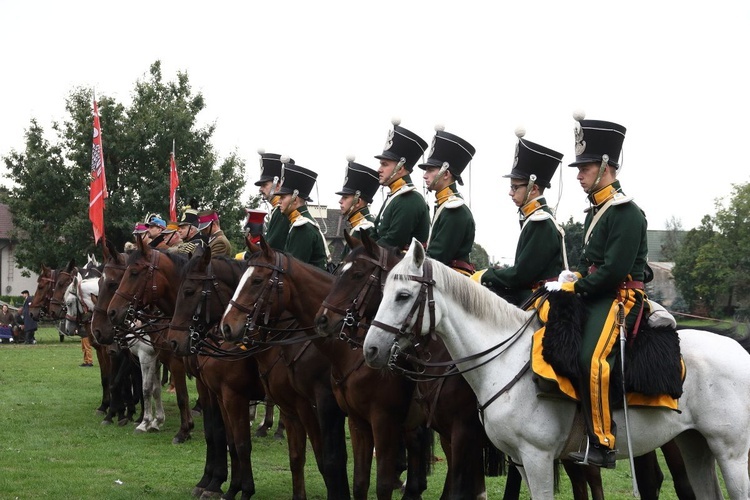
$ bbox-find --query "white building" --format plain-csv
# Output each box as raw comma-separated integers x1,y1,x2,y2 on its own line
0,203,39,296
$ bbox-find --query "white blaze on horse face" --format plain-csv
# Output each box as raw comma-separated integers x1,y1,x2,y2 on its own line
221,265,256,328
340,262,353,274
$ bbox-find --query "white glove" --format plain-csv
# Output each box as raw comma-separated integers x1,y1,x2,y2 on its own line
647,300,677,329
545,281,562,292
558,270,578,283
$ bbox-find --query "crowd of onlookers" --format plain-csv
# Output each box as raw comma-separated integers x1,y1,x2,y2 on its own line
0,290,38,344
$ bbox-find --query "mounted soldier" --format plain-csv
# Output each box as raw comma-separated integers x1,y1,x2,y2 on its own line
161,221,182,249
198,209,232,257
545,112,649,469
145,214,169,249
235,209,266,260
419,125,477,276
336,155,380,259
373,118,430,250
255,150,294,251
473,127,567,305
174,203,207,256
276,160,329,270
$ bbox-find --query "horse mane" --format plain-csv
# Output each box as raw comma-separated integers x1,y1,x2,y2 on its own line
347,243,402,263
183,254,247,281
392,256,532,327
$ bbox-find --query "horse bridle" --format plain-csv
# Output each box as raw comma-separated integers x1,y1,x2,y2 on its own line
320,247,392,346
92,261,127,323
113,250,162,320
169,261,232,354
228,252,288,343
50,270,75,316
30,269,58,316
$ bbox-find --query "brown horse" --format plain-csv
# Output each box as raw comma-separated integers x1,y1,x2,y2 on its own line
315,232,498,500
92,239,194,444
221,240,431,500
166,247,334,499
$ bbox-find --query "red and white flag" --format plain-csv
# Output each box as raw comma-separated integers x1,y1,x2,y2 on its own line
89,96,108,243
169,150,179,222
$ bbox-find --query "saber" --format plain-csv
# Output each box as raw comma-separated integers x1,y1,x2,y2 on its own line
618,301,639,497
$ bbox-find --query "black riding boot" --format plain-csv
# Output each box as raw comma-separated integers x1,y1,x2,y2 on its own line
569,382,616,469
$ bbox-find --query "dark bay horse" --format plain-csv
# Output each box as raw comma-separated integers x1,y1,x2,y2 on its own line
315,233,499,500
91,240,194,444
166,247,333,499
221,240,430,500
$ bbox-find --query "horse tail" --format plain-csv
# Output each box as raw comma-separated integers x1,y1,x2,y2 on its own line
161,363,169,387
484,443,505,477
422,426,435,476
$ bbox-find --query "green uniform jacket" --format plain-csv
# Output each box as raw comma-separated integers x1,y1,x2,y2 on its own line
208,230,232,257
285,205,328,270
374,175,430,249
265,205,290,251
481,198,564,305
573,181,648,297
426,184,475,266
340,207,376,261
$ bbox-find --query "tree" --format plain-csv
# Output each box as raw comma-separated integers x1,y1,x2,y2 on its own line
470,242,491,270
3,61,247,270
561,217,584,272
661,216,684,261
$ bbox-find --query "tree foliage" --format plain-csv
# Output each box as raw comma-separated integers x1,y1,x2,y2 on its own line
3,61,247,270
672,183,750,315
561,217,584,272
470,242,491,270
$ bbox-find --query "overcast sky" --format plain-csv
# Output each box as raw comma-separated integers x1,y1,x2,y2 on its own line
1,0,748,262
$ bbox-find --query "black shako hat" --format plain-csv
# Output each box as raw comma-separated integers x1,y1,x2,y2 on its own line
568,111,626,168
276,160,317,202
374,118,428,171
254,149,295,186
417,125,476,185
503,127,564,189
335,156,380,203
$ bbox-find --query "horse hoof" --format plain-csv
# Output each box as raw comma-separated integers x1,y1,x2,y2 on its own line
118,418,130,427
100,419,112,426
255,427,268,438
191,486,205,497
147,426,160,433
95,409,106,416
273,431,285,440
200,490,223,499
191,409,202,417
134,426,146,434
172,434,191,444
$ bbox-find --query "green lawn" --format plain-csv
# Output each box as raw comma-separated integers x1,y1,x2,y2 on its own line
0,327,712,499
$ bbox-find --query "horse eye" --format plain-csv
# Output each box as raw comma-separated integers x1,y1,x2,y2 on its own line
107,281,117,290
251,277,263,285
183,288,195,297
396,291,411,302
129,269,139,276
352,271,365,279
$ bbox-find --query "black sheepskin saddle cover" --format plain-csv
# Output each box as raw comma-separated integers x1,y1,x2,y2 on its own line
540,292,684,400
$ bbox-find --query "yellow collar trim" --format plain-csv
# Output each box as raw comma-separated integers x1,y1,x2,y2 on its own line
271,195,281,207
348,210,367,227
388,178,407,194
287,209,301,224
435,185,455,206
590,184,619,206
520,199,543,218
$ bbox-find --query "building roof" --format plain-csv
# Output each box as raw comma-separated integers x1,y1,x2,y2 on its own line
0,203,13,240
647,229,686,262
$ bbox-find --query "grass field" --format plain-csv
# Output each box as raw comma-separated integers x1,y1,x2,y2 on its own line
0,326,723,499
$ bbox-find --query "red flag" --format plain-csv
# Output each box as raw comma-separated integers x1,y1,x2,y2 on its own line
89,97,108,243
169,151,179,221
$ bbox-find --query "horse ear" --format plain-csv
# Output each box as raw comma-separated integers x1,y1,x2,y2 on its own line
246,234,261,254
200,244,212,267
40,264,49,275
90,294,98,306
66,259,76,273
104,239,117,260
260,237,274,259
408,238,426,269
139,237,151,256
344,230,362,251
360,230,378,257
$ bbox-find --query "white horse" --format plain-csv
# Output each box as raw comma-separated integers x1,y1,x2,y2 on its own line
66,272,164,434
363,240,750,500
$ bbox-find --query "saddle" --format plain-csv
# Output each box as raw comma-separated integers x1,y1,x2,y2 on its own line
531,291,685,411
